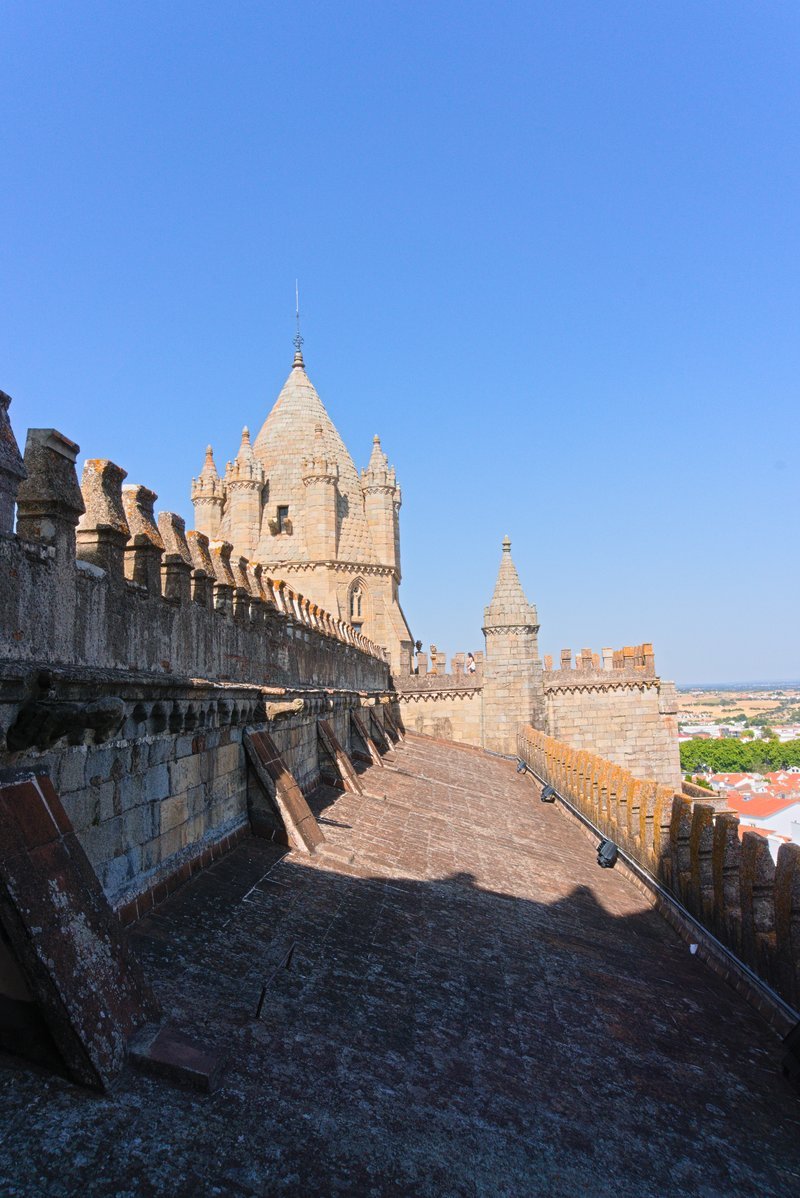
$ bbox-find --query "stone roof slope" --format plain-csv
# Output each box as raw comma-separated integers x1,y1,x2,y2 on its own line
1,737,798,1194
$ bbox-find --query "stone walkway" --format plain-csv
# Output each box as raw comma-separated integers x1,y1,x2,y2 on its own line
1,734,799,1196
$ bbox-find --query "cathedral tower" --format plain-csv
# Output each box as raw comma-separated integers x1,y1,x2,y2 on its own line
189,339,414,673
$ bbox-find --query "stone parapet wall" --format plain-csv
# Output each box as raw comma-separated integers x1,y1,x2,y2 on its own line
0,524,387,689
517,726,800,1014
395,686,483,746
0,660,399,910
392,674,483,695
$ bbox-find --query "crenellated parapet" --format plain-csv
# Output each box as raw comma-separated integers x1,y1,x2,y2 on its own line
0,402,387,689
544,643,656,687
517,726,800,1019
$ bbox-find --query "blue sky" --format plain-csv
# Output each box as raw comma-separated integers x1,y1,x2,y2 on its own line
2,2,798,684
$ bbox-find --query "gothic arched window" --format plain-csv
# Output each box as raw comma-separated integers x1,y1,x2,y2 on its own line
349,579,366,626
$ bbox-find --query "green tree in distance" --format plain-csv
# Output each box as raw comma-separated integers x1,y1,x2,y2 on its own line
680,738,800,774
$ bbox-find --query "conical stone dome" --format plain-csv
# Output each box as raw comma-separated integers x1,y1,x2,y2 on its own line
251,359,374,564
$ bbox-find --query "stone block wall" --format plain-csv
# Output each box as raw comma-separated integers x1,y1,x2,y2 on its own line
544,677,681,789
0,665,400,912
482,643,544,755
518,726,800,1014
392,669,484,747
396,687,483,745
391,656,681,783
0,405,387,689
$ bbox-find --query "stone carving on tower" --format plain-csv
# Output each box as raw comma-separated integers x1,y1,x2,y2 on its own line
191,340,414,673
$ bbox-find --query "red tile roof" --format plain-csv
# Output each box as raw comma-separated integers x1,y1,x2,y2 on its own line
738,823,791,843
725,792,800,819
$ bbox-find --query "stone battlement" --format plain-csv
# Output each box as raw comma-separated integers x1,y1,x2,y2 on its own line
402,645,484,682
543,643,656,683
0,393,387,693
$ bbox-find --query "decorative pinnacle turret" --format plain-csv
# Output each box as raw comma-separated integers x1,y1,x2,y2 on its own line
236,426,254,463
192,444,225,502
502,535,511,552
301,423,337,483
226,424,263,486
362,433,396,491
201,446,218,480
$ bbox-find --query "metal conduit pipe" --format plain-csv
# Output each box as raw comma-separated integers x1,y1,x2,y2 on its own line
517,758,800,1030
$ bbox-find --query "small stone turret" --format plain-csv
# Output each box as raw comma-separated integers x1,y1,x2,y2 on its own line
482,535,545,754
224,427,264,556
361,434,400,575
301,424,339,560
191,446,225,540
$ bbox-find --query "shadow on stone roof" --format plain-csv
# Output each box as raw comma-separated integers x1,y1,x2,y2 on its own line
2,825,799,1196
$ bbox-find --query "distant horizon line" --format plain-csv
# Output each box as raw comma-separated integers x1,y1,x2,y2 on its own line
676,679,800,691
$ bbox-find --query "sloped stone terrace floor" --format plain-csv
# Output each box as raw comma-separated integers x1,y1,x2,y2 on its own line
1,734,800,1197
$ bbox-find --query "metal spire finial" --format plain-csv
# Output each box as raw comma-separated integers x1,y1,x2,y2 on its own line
293,280,304,367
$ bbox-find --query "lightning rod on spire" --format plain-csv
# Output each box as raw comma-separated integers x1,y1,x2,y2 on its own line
293,280,304,365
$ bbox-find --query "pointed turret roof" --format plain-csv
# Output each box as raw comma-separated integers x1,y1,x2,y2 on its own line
362,433,397,490
367,434,386,472
251,354,374,564
483,536,538,628
235,426,255,466
199,445,218,481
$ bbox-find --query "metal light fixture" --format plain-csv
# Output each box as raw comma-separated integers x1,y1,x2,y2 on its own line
597,838,618,869
540,785,556,803
516,759,528,774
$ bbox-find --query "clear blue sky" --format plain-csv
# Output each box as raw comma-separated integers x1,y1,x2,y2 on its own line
2,2,798,685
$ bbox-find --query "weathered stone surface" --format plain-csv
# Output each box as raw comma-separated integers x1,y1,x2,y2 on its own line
129,1022,227,1092
317,719,362,794
122,484,164,594
76,459,130,582
350,709,384,767
244,728,325,852
1,738,797,1195
0,771,158,1089
15,429,84,555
